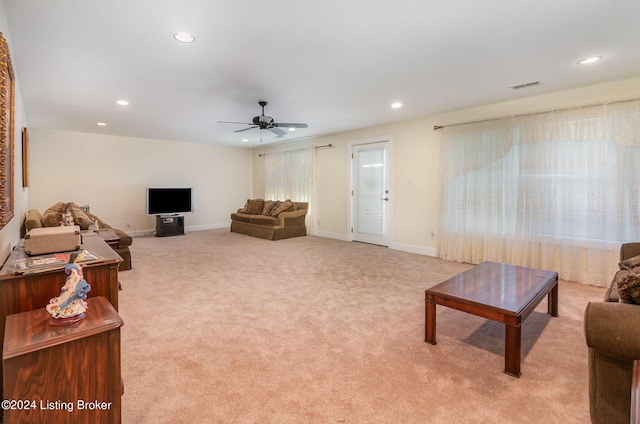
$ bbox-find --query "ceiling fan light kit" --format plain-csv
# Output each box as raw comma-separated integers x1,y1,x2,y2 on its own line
218,101,308,141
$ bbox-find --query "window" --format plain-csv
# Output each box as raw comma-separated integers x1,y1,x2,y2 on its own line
439,101,640,285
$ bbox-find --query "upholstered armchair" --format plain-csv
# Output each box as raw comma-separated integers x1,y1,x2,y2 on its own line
584,242,640,424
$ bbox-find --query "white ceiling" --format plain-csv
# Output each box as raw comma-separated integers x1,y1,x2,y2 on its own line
4,0,640,147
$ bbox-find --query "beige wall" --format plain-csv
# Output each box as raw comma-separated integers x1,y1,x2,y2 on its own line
4,0,639,267
0,0,29,264
253,75,640,256
28,130,253,234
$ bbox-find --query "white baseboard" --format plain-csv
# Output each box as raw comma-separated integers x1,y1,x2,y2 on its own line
315,231,349,241
125,226,435,258
315,232,437,257
124,223,230,237
389,242,437,257
186,223,230,232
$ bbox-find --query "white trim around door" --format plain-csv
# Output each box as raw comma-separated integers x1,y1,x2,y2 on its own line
348,136,393,246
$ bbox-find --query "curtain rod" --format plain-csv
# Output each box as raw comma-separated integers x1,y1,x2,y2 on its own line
433,96,640,130
258,143,332,157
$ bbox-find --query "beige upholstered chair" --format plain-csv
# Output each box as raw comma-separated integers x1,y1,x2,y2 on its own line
584,242,640,424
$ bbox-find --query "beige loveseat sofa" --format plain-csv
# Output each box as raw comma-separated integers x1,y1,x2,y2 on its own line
584,242,640,424
230,199,308,241
24,202,133,270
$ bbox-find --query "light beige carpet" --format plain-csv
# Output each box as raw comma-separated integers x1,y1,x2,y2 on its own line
118,229,605,423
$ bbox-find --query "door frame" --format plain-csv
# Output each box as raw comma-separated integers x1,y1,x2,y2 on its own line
348,136,393,245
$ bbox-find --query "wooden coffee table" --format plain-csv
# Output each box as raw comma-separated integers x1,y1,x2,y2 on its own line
424,261,558,377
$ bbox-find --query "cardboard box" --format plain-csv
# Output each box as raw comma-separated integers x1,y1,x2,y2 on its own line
24,226,81,256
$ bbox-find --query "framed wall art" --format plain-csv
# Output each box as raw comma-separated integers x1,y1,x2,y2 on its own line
22,127,28,187
0,32,15,230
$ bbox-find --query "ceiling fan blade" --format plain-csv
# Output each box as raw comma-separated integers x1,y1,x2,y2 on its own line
218,121,252,125
234,126,258,133
268,127,287,137
274,123,308,128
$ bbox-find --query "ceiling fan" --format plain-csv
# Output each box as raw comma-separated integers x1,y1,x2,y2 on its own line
218,101,308,138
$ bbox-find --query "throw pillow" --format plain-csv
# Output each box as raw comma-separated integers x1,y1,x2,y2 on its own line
617,273,640,304
41,202,67,226
268,201,280,216
270,199,293,217
619,254,640,271
261,200,277,216
66,202,93,230
244,199,264,215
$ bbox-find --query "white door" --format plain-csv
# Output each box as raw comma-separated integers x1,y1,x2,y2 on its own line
350,141,391,246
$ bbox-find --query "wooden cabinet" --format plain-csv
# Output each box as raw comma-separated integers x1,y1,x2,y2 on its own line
0,237,122,421
155,214,184,237
2,297,124,424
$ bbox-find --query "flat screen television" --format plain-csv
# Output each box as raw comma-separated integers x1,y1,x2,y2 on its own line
146,188,193,215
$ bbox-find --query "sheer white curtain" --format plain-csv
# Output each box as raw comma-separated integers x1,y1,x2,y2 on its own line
264,147,316,234
438,100,640,286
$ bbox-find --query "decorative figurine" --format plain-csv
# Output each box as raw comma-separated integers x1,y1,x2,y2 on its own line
46,253,92,326
60,207,75,226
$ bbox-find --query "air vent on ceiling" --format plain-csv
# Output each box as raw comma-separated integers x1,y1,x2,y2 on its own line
510,81,541,90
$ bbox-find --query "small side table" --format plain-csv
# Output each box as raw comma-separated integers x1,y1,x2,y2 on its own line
2,297,124,424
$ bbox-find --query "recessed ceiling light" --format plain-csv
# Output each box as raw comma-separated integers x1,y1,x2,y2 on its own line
173,32,195,43
116,100,129,106
391,102,402,108
578,56,602,65
242,139,248,142
97,122,107,126
288,128,296,132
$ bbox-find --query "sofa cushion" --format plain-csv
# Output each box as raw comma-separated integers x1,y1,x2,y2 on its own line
244,199,264,215
617,272,640,304
25,209,43,231
230,212,251,223
112,228,133,248
249,215,279,226
66,202,93,230
607,270,631,302
270,200,293,217
268,201,280,215
261,200,277,216
41,202,67,226
619,254,640,271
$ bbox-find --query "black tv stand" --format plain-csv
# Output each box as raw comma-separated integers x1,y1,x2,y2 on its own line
155,215,185,237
